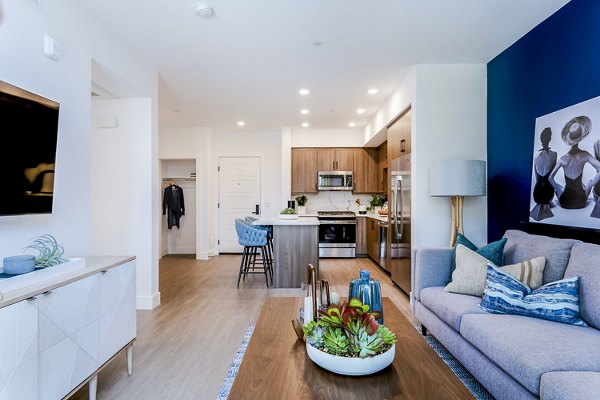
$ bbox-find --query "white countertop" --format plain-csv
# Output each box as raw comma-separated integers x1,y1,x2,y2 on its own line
298,211,388,222
253,216,320,226
0,256,134,309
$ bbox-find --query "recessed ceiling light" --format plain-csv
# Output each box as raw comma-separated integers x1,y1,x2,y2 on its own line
356,108,365,114
367,88,379,95
237,121,245,126
299,89,310,96
312,41,322,47
348,122,356,127
195,3,214,17
300,109,309,115
301,122,310,128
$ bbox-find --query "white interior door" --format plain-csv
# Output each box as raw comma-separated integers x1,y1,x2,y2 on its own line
218,157,261,253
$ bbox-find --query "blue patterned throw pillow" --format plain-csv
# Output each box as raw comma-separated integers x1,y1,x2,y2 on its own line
450,234,507,272
480,264,587,327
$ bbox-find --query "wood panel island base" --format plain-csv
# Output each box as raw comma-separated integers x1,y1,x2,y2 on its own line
253,217,319,288
229,297,473,399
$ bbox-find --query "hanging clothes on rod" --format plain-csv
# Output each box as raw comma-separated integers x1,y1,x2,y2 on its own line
162,184,185,229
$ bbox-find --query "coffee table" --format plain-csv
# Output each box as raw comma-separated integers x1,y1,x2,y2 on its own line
228,297,474,399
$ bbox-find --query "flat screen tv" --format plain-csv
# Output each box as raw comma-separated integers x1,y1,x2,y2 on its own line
0,81,60,216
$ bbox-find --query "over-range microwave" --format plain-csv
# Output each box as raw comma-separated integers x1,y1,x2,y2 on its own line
318,171,353,191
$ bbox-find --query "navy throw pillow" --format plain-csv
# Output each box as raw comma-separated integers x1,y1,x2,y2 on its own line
450,234,507,272
480,264,587,327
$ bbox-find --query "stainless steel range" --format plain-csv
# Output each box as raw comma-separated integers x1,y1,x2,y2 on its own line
318,211,356,258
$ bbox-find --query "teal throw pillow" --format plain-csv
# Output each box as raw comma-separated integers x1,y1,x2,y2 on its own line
450,234,507,272
480,264,587,327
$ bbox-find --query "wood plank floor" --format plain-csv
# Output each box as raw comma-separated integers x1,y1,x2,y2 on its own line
71,255,412,400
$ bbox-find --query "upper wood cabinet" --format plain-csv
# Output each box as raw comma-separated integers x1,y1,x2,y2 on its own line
377,142,387,194
317,148,354,171
387,109,412,162
291,148,318,194
353,148,378,194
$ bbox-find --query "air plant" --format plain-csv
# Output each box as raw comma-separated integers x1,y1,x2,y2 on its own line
23,234,68,268
305,298,396,358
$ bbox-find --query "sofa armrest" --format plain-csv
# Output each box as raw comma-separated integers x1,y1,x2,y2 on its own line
412,248,453,304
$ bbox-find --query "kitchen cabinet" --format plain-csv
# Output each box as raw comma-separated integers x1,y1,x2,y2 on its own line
291,148,318,194
353,148,378,194
317,148,354,171
388,113,411,162
356,217,367,255
377,142,387,194
366,218,380,264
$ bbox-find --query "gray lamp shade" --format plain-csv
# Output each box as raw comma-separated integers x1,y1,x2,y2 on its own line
429,160,486,197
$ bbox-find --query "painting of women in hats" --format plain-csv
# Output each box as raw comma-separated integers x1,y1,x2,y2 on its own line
530,96,600,229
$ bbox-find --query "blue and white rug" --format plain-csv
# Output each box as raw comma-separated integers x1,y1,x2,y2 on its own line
216,323,494,400
423,334,494,400
216,324,255,400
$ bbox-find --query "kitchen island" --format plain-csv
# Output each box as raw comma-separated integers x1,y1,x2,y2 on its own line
253,216,319,288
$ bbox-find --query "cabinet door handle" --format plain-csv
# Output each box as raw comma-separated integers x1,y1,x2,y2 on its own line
400,139,406,153
101,270,108,274
27,296,38,302
42,290,53,296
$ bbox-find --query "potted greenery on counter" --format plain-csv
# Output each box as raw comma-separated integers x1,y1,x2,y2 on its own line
295,195,308,215
368,195,386,213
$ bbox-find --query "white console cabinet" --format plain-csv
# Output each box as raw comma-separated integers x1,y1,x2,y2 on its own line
0,257,135,400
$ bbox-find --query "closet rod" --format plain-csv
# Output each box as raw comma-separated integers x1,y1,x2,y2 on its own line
162,177,196,182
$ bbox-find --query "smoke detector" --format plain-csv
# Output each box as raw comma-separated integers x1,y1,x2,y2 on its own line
195,3,214,17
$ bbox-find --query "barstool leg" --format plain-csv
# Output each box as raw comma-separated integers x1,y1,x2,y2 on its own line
237,246,247,288
261,246,269,287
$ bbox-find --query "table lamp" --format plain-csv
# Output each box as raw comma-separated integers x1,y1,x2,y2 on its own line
429,160,486,246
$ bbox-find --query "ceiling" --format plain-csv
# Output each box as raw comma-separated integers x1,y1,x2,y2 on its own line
80,0,569,131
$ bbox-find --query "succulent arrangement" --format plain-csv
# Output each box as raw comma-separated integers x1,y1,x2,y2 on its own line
280,207,296,215
303,298,397,358
24,234,68,268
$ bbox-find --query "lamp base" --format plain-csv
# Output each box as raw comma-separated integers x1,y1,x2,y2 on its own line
449,196,464,247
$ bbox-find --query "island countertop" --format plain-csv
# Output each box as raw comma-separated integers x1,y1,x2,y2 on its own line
252,216,319,226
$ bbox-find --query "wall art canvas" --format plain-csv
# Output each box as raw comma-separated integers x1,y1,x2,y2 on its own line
529,95,600,229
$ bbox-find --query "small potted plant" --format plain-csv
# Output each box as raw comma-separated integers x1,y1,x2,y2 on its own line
368,195,386,213
303,298,397,376
295,195,308,215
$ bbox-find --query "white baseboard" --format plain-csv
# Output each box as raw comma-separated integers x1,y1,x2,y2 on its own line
161,247,168,257
167,247,196,254
197,252,210,260
137,292,161,310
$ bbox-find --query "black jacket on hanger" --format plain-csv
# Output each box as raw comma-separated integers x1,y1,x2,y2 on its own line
163,184,185,229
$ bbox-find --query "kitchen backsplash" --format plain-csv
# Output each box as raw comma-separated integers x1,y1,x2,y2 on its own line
294,192,385,213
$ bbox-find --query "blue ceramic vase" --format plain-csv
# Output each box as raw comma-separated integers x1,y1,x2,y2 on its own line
349,270,383,323
3,255,36,275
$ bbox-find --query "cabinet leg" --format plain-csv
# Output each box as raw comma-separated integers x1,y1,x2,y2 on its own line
89,375,98,400
127,344,133,376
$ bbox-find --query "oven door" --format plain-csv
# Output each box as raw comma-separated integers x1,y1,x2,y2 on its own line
318,220,356,258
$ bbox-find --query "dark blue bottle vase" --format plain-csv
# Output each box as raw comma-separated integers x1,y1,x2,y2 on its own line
349,270,383,324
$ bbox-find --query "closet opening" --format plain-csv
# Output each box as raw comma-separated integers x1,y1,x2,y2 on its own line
160,159,197,258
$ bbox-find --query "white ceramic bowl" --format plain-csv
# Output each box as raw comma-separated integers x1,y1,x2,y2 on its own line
279,214,299,220
306,342,395,376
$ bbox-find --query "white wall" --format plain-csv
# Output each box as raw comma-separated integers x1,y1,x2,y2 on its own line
291,129,364,147
364,65,487,248
0,0,159,309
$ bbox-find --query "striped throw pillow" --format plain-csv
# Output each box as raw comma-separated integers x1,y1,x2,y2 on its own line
480,264,587,327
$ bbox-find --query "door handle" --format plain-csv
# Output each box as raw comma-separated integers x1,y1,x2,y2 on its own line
252,204,260,215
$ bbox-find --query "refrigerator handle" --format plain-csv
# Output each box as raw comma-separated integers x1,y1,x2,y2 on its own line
395,176,404,240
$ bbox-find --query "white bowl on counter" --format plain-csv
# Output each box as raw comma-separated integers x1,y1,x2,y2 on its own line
279,214,299,220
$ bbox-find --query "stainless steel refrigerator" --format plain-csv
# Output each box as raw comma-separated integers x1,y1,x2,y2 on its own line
390,154,411,295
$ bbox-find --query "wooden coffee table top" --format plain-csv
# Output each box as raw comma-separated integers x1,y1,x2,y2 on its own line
228,297,473,399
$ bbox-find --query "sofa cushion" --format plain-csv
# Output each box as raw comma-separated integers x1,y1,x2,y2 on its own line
460,313,600,395
480,265,587,327
540,371,600,400
451,233,507,272
564,242,600,330
503,230,579,284
420,286,488,331
445,245,545,297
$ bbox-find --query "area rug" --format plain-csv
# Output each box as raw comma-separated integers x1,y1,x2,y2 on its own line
216,324,255,400
216,323,494,400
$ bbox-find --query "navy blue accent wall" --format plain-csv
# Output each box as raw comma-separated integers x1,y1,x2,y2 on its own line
487,0,600,241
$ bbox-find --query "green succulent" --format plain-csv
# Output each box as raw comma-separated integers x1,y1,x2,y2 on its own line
24,234,68,268
350,328,383,358
319,305,343,328
378,326,397,345
323,327,349,355
304,321,326,347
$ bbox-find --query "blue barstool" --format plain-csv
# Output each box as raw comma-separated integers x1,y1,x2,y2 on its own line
235,219,272,287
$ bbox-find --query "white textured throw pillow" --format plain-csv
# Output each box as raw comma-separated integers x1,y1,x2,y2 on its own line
444,244,545,297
